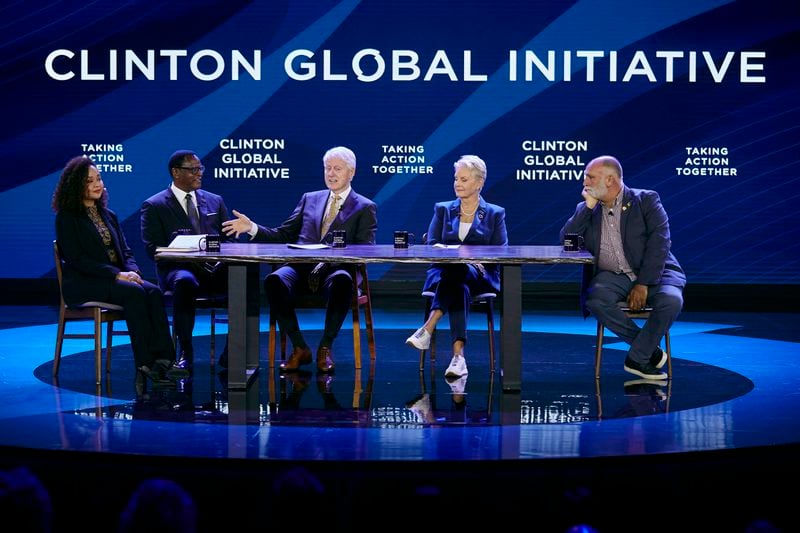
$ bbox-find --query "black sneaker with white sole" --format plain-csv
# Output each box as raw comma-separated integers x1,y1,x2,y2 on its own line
649,347,667,369
623,356,668,380
624,378,668,399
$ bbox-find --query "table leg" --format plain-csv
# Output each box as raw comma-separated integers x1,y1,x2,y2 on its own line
500,264,522,391
227,381,260,457
227,264,259,389
500,392,522,451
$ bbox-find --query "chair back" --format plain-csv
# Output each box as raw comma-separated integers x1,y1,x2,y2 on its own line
53,240,67,309
53,240,124,311
52,240,128,385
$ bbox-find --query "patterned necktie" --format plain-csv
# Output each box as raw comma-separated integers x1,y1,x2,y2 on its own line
320,194,341,238
185,193,201,233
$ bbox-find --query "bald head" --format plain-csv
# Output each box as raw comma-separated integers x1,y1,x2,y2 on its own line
583,155,623,205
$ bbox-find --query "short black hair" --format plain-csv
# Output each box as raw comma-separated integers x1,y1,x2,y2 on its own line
168,150,198,175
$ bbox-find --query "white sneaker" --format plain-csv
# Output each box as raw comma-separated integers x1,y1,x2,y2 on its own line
406,327,431,350
446,375,467,395
444,354,468,378
406,394,432,423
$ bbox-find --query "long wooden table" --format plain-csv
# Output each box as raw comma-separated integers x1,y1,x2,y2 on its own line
156,243,593,390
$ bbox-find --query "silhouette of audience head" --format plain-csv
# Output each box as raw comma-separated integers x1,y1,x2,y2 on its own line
0,466,53,533
118,478,197,533
744,518,782,532
272,466,326,519
563,525,600,533
273,465,324,497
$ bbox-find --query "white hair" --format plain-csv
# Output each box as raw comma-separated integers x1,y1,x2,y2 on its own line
454,154,486,182
323,146,356,170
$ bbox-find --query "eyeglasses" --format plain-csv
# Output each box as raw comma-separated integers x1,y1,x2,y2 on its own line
177,166,205,174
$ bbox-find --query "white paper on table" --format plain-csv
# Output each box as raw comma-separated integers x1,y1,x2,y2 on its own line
287,243,331,250
156,234,206,252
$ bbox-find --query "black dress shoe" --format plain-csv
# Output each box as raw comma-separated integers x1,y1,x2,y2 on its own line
169,359,192,379
134,368,146,397
217,348,228,368
136,365,175,388
173,357,192,370
154,359,191,379
177,349,194,365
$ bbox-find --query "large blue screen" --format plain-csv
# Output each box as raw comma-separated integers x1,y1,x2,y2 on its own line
1,0,798,284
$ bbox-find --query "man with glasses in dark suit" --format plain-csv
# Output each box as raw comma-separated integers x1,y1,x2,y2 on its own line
141,149,242,370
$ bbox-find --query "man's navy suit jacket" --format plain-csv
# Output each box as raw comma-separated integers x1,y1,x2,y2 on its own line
140,186,230,287
253,189,377,245
560,185,686,316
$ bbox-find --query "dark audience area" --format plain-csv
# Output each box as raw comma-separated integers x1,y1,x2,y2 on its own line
2,443,794,532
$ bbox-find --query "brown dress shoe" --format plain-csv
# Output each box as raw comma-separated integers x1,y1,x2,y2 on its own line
279,346,312,372
316,346,336,373
284,372,310,393
316,373,334,393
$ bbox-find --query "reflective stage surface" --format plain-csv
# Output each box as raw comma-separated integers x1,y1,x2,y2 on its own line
1,306,798,531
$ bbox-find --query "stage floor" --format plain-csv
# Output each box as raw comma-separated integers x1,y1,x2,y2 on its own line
2,306,799,459
1,305,799,530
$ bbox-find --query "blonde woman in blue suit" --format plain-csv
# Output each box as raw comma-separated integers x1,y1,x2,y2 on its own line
406,155,508,384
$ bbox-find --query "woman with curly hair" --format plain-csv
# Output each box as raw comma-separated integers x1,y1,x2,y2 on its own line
53,155,181,386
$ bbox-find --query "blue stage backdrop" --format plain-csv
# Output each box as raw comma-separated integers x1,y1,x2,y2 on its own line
1,0,798,285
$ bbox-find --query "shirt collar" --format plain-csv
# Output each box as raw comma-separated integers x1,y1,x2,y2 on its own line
330,186,351,203
172,183,196,202
605,190,624,213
